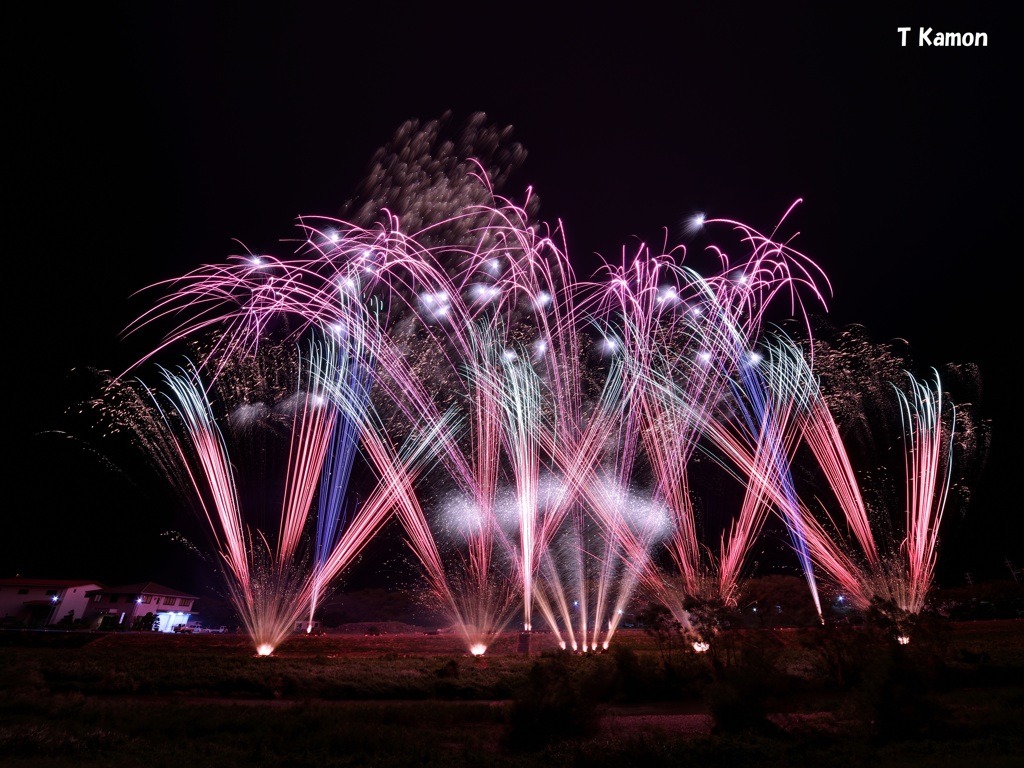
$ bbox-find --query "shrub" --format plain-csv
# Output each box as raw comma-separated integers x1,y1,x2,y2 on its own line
706,631,787,734
502,655,603,752
851,642,948,742
800,623,871,689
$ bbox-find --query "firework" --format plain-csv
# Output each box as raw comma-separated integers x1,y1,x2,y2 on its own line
759,333,958,624
103,121,974,657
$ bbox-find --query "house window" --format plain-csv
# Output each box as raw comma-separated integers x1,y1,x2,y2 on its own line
179,599,192,608
17,589,28,595
109,595,119,603
141,595,152,604
93,595,103,603
46,590,57,596
164,598,176,607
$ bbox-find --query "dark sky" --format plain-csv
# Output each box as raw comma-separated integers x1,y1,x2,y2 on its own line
9,3,1019,593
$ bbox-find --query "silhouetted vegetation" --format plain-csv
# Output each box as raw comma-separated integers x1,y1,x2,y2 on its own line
503,653,605,751
0,621,1020,767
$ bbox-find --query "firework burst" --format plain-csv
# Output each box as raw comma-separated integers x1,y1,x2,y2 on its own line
100,119,977,656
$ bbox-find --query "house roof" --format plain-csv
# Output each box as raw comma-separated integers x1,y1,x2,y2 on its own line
85,582,199,599
0,578,105,589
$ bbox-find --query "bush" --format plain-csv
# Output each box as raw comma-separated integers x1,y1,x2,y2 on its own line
851,642,948,742
637,602,686,671
801,623,871,689
705,633,785,735
826,601,950,740
502,654,603,752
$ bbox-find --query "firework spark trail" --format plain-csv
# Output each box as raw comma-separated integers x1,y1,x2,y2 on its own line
277,347,337,567
496,345,544,631
516,225,798,639
595,251,734,564
682,350,820,614
127,189,653,652
633,318,726,620
587,405,649,650
367,387,521,656
152,362,249,585
308,414,356,627
629,356,766,624
140,328,389,655
461,345,509,632
120,161,894,654
532,524,580,649
557,255,711,645
700,224,824,617
309,201,562,650
701,202,832,339
125,253,322,373
147,361,294,653
163,346,336,652
897,371,956,613
353,198,615,646
761,336,958,616
355,324,522,656
739,340,822,616
130,213,479,482
481,232,641,646
303,292,469,604
589,480,672,647
733,335,876,606
792,375,880,568
308,334,374,628
759,334,884,609
583,219,830,630
124,214,445,378
530,363,635,651
338,270,516,649
469,199,651,649
537,470,654,651
500,234,645,650
363,242,539,645
309,405,449,603
530,370,636,653
572,355,666,650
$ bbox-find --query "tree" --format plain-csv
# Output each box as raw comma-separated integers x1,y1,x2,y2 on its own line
132,612,158,631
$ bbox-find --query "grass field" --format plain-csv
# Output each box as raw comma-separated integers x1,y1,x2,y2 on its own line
1,620,1021,767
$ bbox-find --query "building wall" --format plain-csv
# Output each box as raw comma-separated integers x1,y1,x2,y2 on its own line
83,591,197,632
0,582,102,627
53,585,97,625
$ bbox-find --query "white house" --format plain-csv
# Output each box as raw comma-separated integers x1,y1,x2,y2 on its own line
83,582,201,632
0,577,105,627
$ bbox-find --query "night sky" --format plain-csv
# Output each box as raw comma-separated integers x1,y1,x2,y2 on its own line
9,4,1019,594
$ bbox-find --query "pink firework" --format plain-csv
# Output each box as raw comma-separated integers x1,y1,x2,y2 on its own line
108,121,975,662
761,334,958,619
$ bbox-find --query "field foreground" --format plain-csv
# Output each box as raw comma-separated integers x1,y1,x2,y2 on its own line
1,620,1021,767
